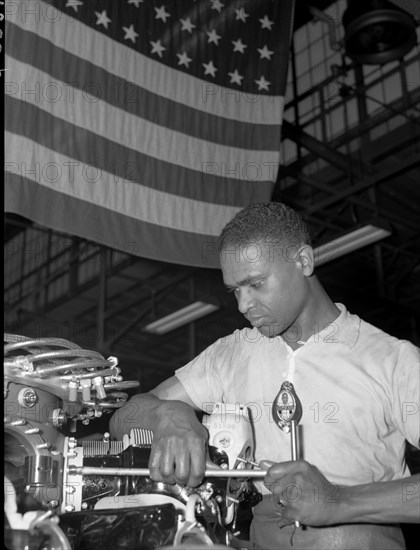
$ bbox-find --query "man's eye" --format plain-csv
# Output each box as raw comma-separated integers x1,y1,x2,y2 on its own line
252,281,263,288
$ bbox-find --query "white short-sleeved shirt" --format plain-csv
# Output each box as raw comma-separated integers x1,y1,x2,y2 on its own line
175,304,420,549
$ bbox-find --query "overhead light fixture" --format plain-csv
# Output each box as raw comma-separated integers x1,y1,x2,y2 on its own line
314,224,392,266
143,301,219,335
342,0,417,65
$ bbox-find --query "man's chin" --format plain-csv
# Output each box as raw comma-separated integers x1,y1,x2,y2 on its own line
257,324,282,338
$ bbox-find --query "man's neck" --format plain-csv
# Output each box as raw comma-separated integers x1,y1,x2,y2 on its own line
283,279,341,350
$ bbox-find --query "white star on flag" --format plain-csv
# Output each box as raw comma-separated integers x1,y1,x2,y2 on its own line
232,38,247,53
123,25,139,43
207,29,221,45
65,0,83,12
255,75,270,91
154,5,171,23
259,15,274,30
202,60,217,77
150,39,166,58
210,0,224,13
177,51,192,67
235,8,249,22
128,0,143,6
95,10,111,29
257,45,274,60
228,70,244,85
180,18,196,33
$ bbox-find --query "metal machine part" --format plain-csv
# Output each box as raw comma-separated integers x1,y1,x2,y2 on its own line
4,334,262,550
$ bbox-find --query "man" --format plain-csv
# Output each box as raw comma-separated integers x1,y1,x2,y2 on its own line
110,202,420,549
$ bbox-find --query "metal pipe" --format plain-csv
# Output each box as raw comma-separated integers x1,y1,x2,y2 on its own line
4,336,81,352
68,466,267,478
290,420,298,462
60,367,117,380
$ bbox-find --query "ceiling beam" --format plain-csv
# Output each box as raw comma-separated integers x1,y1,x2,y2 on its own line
282,120,358,177
303,155,420,215
284,86,420,174
275,163,420,233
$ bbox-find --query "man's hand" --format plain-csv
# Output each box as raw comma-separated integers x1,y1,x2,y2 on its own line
261,459,342,527
109,378,210,489
261,460,420,526
150,400,209,488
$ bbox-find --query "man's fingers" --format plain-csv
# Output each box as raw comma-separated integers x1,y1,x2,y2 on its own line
173,456,190,487
149,445,165,482
160,452,179,485
149,438,205,487
186,445,206,487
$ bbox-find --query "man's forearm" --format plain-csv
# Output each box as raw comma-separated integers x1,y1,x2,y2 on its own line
336,474,420,524
108,392,173,440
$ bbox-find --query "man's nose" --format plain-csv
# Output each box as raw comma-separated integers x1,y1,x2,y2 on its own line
236,288,255,314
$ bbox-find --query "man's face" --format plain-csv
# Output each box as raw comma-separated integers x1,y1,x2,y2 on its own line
220,240,310,338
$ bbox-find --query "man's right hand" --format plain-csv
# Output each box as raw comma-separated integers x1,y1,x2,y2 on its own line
109,377,209,488
149,399,209,487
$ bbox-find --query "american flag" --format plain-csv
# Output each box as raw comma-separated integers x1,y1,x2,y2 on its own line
5,0,295,268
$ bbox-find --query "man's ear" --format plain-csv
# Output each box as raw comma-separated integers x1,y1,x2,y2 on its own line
297,245,315,276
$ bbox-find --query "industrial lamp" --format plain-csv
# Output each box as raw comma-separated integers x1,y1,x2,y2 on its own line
314,223,392,266
342,0,417,65
143,300,219,335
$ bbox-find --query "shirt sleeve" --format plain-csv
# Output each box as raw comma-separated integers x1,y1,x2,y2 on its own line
391,340,420,448
175,337,228,412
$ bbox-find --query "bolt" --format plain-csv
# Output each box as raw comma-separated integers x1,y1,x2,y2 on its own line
64,505,75,513
50,409,66,428
25,428,40,434
81,502,88,510
37,442,51,449
10,419,26,426
18,388,38,408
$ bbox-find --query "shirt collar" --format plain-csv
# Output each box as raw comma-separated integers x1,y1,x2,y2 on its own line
275,302,360,350
314,302,360,349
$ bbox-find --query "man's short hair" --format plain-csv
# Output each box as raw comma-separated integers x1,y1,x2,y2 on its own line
218,202,312,253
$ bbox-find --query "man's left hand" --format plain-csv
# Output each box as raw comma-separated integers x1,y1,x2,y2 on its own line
261,459,343,527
